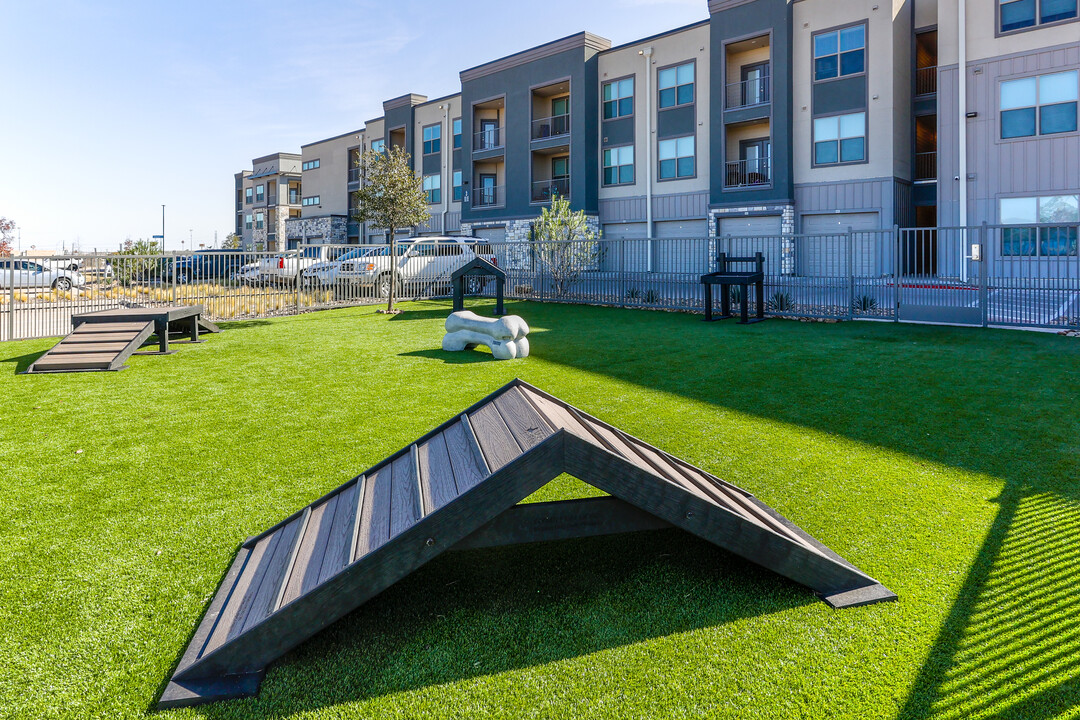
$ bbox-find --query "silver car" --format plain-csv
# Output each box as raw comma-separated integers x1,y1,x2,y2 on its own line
0,259,86,291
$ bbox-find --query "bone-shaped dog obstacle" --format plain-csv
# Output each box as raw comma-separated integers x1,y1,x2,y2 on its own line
442,311,530,360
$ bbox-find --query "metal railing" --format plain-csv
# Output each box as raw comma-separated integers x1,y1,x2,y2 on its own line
531,178,570,203
724,157,772,188
471,184,504,208
473,126,504,152
531,113,570,140
4,225,1079,342
267,195,278,206
916,66,938,96
725,77,770,109
348,168,362,183
915,152,938,181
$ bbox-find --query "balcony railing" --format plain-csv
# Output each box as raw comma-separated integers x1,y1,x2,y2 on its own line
288,193,300,205
915,151,937,181
724,157,772,188
531,113,570,141
725,77,770,110
531,178,570,203
473,126,504,152
267,194,278,206
916,66,938,96
348,167,362,183
471,184,505,208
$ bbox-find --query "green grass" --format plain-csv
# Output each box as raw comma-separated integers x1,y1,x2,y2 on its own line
1,300,1078,720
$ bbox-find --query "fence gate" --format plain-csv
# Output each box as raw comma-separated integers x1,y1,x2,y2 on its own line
897,227,985,325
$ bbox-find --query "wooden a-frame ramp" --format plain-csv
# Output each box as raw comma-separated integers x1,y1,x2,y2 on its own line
160,379,895,708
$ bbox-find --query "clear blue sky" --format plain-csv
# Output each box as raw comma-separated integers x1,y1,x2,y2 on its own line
0,0,706,253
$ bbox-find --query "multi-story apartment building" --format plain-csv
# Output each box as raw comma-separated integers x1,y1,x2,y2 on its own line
236,0,1078,268
236,153,302,252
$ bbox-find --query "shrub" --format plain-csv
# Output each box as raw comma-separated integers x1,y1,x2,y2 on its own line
644,289,661,304
625,288,642,301
767,291,794,312
852,294,879,312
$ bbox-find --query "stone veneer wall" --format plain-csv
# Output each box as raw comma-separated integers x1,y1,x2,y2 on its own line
461,216,600,271
284,216,348,243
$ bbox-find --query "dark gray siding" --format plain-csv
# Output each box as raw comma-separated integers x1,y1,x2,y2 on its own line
710,0,794,207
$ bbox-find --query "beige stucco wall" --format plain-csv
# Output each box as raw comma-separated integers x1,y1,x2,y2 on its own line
793,0,911,185
301,132,361,217
597,22,712,201
938,0,1080,65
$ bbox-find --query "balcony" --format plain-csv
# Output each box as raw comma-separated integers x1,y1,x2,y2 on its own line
348,167,362,183
724,157,772,188
471,184,504,209
473,126,504,152
531,178,570,204
531,113,570,141
287,193,300,205
916,66,938,96
915,151,937,181
267,194,277,206
725,76,770,110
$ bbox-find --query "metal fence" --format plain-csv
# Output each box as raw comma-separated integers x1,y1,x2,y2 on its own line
2,225,1078,342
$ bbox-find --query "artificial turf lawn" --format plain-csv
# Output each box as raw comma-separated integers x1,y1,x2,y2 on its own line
1,300,1078,720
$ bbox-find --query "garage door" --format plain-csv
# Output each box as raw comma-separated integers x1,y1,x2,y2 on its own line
718,216,783,276
655,220,709,274
602,223,648,273
800,212,881,277
472,226,507,243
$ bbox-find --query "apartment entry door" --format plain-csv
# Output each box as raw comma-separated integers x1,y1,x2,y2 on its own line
478,174,497,207
551,96,569,136
480,120,499,150
741,62,770,106
740,139,771,184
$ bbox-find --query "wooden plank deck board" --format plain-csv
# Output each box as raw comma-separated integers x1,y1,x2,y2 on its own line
468,403,524,472
279,500,333,608
354,464,392,560
389,451,422,540
317,482,360,584
443,419,490,493
30,354,120,370
62,332,146,343
71,321,153,333
201,534,275,656
491,387,554,451
49,342,133,354
417,434,457,512
237,518,306,634
518,388,594,441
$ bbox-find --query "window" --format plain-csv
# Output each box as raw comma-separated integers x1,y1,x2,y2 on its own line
301,196,321,207
658,63,694,109
453,118,462,149
256,185,265,201
814,112,866,164
1000,0,1077,32
1000,195,1079,256
1001,71,1078,138
245,214,252,230
658,136,695,179
255,212,264,229
603,146,635,185
302,159,320,171
423,124,441,155
423,174,441,204
814,24,866,81
603,78,634,119
245,188,252,204
453,170,463,202
371,139,386,154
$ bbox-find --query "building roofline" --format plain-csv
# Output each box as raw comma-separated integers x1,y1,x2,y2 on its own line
383,93,428,112
459,31,612,83
301,128,366,149
252,152,301,164
601,18,711,54
414,91,463,110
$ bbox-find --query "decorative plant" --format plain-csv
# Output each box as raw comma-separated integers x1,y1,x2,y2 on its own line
644,289,662,304
852,294,879,312
729,285,743,305
530,194,603,297
767,291,794,312
625,287,642,301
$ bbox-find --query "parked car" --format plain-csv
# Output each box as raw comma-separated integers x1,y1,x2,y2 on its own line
256,245,338,284
0,259,86,291
166,250,248,284
234,261,263,285
301,247,383,287
51,256,83,272
317,237,498,297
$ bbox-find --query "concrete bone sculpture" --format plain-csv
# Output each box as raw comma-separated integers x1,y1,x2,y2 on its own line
442,311,530,360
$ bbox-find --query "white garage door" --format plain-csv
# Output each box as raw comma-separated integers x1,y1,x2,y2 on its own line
718,216,783,275
655,220,709,274
800,212,881,278
602,223,648,273
472,226,507,243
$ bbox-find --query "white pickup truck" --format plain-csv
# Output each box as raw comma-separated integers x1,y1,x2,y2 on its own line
257,245,337,284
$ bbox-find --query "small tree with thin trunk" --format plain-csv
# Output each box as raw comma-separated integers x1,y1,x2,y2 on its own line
531,194,603,297
222,232,242,250
351,147,430,313
0,217,15,257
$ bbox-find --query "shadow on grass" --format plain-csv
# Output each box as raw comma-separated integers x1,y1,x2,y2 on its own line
192,529,811,718
388,299,517,322
214,319,275,332
399,348,497,364
2,351,46,374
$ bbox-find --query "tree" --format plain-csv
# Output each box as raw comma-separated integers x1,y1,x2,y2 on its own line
351,146,430,313
222,233,243,250
0,217,15,257
113,238,163,286
531,194,603,297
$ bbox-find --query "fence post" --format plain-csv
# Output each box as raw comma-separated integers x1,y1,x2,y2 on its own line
171,254,177,306
846,228,855,321
295,246,302,315
980,222,989,328
893,224,901,322
7,259,13,341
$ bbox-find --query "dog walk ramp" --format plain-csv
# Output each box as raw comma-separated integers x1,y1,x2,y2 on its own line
161,379,895,708
26,320,155,373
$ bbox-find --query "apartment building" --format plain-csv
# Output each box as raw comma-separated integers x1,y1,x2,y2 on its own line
236,0,1078,268
236,153,302,252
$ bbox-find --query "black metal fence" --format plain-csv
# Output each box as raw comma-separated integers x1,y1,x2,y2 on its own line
3,224,1078,342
